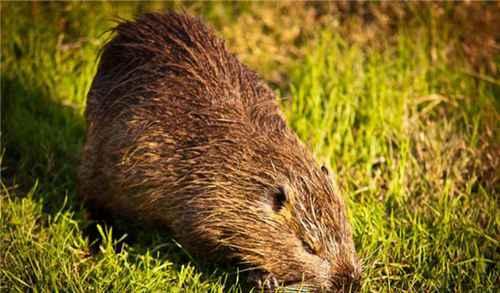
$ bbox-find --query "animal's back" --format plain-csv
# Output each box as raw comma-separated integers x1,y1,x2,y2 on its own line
78,12,278,226
85,12,274,123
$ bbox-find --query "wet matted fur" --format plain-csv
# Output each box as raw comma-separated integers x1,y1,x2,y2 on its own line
78,12,361,292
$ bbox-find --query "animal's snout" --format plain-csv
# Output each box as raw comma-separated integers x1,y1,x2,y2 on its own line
330,259,362,292
330,267,362,292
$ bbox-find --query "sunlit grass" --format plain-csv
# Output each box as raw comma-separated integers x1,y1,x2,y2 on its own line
1,2,498,292
284,31,498,291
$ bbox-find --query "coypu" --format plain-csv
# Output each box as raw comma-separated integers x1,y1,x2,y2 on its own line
78,12,361,292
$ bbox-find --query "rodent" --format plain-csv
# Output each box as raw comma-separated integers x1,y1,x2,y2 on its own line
78,12,361,292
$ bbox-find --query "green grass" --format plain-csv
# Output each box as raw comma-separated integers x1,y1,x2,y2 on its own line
1,2,498,292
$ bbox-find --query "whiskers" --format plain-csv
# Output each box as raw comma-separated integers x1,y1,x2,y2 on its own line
280,282,316,293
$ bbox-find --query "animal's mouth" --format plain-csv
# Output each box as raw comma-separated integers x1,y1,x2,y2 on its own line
247,270,313,292
246,270,361,292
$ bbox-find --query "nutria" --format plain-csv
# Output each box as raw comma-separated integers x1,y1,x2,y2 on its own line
78,12,361,292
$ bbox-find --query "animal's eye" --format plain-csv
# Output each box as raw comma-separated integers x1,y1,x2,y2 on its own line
301,239,317,255
321,165,329,175
271,186,287,212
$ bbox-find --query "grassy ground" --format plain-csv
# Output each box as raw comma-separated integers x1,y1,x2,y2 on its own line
1,2,498,292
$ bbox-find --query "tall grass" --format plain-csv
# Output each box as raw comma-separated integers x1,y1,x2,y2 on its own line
1,2,498,292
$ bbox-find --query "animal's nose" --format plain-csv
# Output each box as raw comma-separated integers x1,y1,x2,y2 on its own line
331,270,361,292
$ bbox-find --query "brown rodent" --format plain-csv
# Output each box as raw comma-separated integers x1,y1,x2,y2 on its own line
78,12,361,292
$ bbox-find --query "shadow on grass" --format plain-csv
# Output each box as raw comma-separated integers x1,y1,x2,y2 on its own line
1,76,245,290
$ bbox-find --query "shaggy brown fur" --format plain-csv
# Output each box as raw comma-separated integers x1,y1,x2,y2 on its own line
78,12,361,292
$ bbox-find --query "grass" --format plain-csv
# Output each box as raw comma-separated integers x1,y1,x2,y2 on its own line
1,2,498,292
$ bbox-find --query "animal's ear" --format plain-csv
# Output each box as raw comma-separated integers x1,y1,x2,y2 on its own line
321,165,329,176
271,186,287,212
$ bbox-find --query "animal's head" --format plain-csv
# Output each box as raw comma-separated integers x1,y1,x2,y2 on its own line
193,104,362,292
